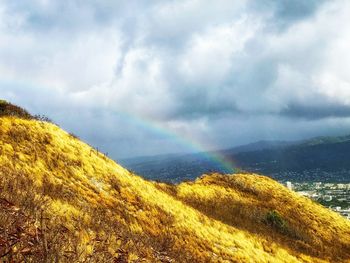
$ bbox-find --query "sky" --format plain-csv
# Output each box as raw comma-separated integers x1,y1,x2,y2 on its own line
1,0,350,159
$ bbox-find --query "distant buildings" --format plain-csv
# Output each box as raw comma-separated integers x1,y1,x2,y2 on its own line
323,195,333,201
297,191,318,199
281,180,350,220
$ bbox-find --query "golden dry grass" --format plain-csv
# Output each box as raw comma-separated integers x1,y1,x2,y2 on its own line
0,116,349,262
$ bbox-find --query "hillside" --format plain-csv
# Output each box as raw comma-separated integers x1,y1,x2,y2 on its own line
0,109,350,262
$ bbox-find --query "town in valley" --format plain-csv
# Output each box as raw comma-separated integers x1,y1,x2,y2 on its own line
284,181,350,220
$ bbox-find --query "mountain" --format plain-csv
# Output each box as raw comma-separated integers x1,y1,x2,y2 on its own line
222,140,298,154
123,135,350,183
232,137,350,182
300,135,350,146
121,140,293,165
1,102,350,262
120,151,233,182
120,140,296,183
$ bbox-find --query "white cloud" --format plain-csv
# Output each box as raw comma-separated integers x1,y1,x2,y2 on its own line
179,17,260,86
1,0,350,157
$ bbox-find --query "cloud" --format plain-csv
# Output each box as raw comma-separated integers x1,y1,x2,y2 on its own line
1,0,350,158
281,103,350,120
250,0,328,29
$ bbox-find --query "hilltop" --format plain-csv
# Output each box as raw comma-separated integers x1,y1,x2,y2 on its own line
0,105,350,262
0,100,34,119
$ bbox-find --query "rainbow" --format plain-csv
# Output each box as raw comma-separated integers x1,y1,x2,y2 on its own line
116,111,236,174
0,79,235,174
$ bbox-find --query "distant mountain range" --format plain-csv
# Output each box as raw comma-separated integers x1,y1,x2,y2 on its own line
121,135,350,183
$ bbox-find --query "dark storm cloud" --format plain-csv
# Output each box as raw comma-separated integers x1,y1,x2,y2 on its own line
282,102,350,120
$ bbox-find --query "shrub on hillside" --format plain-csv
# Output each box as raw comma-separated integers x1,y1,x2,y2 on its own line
0,100,33,119
34,114,53,123
0,100,54,124
264,210,289,234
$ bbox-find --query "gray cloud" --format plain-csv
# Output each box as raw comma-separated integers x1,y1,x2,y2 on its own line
251,0,328,29
1,0,350,158
281,102,350,120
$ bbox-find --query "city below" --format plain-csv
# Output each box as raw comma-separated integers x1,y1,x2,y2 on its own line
283,181,350,220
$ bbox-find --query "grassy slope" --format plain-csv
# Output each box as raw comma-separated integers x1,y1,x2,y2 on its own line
173,174,350,262
0,117,349,262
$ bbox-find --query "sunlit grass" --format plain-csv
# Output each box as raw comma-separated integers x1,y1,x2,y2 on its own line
0,116,349,262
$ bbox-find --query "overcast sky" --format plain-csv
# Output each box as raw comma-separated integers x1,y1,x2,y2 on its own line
1,0,350,159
